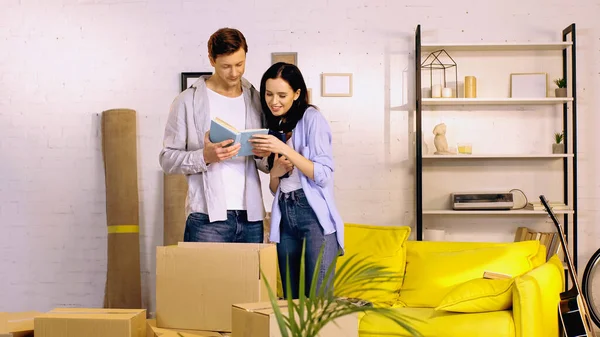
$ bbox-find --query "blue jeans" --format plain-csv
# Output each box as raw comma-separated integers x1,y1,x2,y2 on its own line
277,189,339,299
183,210,264,243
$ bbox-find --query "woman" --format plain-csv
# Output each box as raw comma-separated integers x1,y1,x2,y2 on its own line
250,62,344,299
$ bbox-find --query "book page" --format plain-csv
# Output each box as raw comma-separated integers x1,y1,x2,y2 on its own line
214,117,239,133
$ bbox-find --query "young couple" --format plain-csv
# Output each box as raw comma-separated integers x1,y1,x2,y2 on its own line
159,27,344,298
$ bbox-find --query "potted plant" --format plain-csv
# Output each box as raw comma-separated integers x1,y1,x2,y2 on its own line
261,242,421,337
554,78,567,97
553,131,564,154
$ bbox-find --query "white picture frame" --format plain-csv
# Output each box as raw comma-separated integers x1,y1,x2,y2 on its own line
510,73,547,98
321,73,353,97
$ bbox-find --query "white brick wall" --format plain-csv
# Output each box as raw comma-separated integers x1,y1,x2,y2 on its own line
1,0,599,315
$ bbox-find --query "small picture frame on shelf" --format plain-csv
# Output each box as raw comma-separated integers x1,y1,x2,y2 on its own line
181,72,212,92
271,52,297,65
510,73,547,98
321,73,353,97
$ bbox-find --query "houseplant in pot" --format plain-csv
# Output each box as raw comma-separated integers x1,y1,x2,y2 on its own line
261,242,421,337
554,78,567,97
553,131,564,154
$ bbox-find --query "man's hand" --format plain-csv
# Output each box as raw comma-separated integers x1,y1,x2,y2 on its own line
203,131,241,164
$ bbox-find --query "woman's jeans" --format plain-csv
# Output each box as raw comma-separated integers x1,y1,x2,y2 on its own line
277,189,339,299
183,210,263,243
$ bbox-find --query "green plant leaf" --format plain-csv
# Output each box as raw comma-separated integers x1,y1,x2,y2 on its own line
264,239,422,337
284,255,299,335
554,131,564,144
260,268,290,337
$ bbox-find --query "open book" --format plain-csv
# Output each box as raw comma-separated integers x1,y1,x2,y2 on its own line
209,117,268,157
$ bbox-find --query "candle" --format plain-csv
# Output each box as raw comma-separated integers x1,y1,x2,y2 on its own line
465,76,477,98
432,85,442,98
442,87,453,98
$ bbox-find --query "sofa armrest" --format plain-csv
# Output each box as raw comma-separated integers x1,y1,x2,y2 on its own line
512,254,564,337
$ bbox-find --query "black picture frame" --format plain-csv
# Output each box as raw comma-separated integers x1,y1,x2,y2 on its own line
181,72,212,92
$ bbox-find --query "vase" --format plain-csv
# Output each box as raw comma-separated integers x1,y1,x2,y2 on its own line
552,143,565,154
555,88,567,97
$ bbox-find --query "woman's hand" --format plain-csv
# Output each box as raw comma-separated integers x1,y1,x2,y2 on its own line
270,153,294,178
249,134,289,156
252,147,271,158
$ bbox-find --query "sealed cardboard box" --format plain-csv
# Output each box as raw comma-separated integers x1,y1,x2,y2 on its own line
146,319,223,337
34,308,146,337
231,301,358,337
0,311,41,337
156,243,278,332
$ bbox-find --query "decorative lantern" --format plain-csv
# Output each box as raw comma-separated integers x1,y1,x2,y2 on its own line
421,49,458,98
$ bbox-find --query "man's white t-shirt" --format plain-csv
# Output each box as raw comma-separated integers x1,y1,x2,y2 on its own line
207,87,246,210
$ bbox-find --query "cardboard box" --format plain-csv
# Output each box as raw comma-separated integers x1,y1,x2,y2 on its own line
34,308,146,337
146,319,224,337
156,243,278,332
0,311,41,337
231,301,358,337
0,313,7,337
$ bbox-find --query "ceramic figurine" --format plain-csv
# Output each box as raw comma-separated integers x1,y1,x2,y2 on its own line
433,123,455,155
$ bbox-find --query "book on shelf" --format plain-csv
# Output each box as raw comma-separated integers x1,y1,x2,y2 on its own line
208,118,268,158
523,201,569,211
514,226,563,261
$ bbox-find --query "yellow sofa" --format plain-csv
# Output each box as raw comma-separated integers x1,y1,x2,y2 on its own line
336,223,565,337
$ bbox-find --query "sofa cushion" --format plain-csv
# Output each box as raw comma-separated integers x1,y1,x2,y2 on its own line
335,223,410,306
359,306,515,337
397,240,541,308
435,277,514,313
513,254,564,337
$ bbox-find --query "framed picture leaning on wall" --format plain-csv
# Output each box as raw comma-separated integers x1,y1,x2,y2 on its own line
181,72,212,92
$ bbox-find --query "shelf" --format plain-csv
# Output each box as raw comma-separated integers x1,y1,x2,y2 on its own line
421,42,572,52
422,98,573,106
423,209,574,215
423,154,573,159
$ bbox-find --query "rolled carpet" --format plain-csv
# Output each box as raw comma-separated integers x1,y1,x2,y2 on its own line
101,108,142,309
163,173,188,246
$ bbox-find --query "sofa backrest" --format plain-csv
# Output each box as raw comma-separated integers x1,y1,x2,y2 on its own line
397,239,546,308
406,240,546,268
334,223,411,306
405,240,546,267
334,223,547,309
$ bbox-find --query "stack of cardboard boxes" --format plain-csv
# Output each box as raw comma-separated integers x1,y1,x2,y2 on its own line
153,242,278,336
1,242,358,337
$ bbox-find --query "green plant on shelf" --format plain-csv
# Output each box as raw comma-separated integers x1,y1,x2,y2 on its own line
555,131,564,144
554,78,567,88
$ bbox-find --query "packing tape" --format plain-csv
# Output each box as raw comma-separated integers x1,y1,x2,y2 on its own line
48,310,142,315
7,318,33,323
107,225,139,234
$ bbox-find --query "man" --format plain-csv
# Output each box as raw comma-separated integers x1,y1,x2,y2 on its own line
159,27,269,243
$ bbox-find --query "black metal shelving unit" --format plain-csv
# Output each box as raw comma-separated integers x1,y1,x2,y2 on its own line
414,24,578,273
563,23,577,272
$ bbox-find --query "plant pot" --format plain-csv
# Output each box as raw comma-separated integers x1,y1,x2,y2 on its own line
553,143,565,154
555,88,567,97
